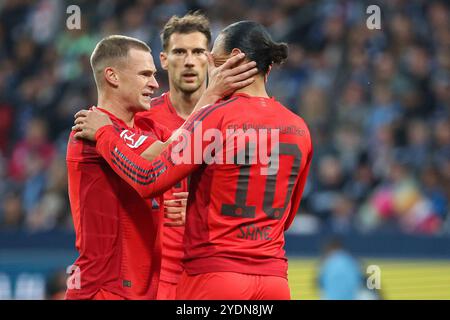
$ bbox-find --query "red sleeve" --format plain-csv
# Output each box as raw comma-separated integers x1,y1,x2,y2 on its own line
94,104,222,199
116,127,159,156
154,124,172,142
284,145,313,231
135,113,172,142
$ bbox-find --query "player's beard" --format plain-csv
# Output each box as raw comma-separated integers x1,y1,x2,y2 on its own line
176,78,202,95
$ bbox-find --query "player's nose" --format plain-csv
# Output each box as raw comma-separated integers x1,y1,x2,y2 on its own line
148,76,159,90
184,52,195,67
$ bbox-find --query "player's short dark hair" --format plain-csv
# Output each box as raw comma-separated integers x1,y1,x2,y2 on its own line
90,35,151,87
160,11,211,51
219,21,288,74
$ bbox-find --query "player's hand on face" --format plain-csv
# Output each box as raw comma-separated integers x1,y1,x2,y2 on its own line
72,108,112,141
164,192,188,227
205,52,258,99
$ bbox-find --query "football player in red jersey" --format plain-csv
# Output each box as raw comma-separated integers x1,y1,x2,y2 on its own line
66,35,258,300
73,21,312,300
66,35,169,300
135,12,212,299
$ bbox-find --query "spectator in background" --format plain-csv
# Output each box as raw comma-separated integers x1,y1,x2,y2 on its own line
329,195,356,234
317,237,364,300
8,118,55,183
334,125,363,175
336,81,368,135
402,119,431,172
433,118,450,168
344,155,379,205
420,166,448,222
297,85,329,131
45,270,67,300
121,4,153,41
366,85,400,140
0,0,448,235
369,123,397,180
431,73,449,119
26,155,70,232
309,155,345,222
56,19,98,81
0,191,25,230
8,118,56,220
0,102,13,154
358,160,443,234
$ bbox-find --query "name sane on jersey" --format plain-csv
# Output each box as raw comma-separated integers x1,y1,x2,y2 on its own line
237,223,272,241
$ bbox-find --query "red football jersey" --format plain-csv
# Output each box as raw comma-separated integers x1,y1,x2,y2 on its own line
65,107,170,300
95,93,313,279
135,92,187,284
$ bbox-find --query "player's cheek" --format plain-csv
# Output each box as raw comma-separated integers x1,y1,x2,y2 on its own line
200,59,208,70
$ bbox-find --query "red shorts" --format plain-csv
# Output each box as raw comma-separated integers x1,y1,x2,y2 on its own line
176,271,290,300
92,288,125,300
156,280,178,300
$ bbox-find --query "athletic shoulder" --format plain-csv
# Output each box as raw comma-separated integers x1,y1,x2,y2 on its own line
187,95,240,125
150,94,166,109
274,100,310,132
273,100,313,154
66,130,98,162
134,114,171,141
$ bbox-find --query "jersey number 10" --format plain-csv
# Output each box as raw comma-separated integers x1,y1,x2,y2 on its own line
221,142,302,220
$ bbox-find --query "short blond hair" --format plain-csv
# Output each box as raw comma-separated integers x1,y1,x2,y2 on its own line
90,35,151,87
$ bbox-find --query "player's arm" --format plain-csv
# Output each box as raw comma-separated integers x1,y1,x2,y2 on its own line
115,127,187,224
93,124,195,198
73,52,257,157
75,120,186,223
71,53,256,197
284,148,313,231
133,128,188,227
90,103,222,198
139,140,167,161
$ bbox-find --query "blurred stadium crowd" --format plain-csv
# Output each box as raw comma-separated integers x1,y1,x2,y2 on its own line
0,0,449,235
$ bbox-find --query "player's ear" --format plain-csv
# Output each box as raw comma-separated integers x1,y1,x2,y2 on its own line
160,52,168,70
230,48,242,57
104,67,119,87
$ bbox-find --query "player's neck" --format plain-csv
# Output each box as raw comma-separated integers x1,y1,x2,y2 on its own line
233,77,269,98
97,93,135,127
169,84,205,120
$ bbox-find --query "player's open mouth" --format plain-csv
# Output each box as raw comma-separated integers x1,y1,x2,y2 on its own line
182,73,197,82
142,92,152,100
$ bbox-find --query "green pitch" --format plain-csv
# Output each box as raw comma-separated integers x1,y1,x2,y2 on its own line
288,257,450,300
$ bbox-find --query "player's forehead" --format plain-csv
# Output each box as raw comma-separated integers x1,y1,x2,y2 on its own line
211,34,226,56
167,32,208,51
126,48,156,72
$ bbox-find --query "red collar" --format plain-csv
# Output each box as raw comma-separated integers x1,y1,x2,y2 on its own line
163,92,177,115
94,107,129,128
